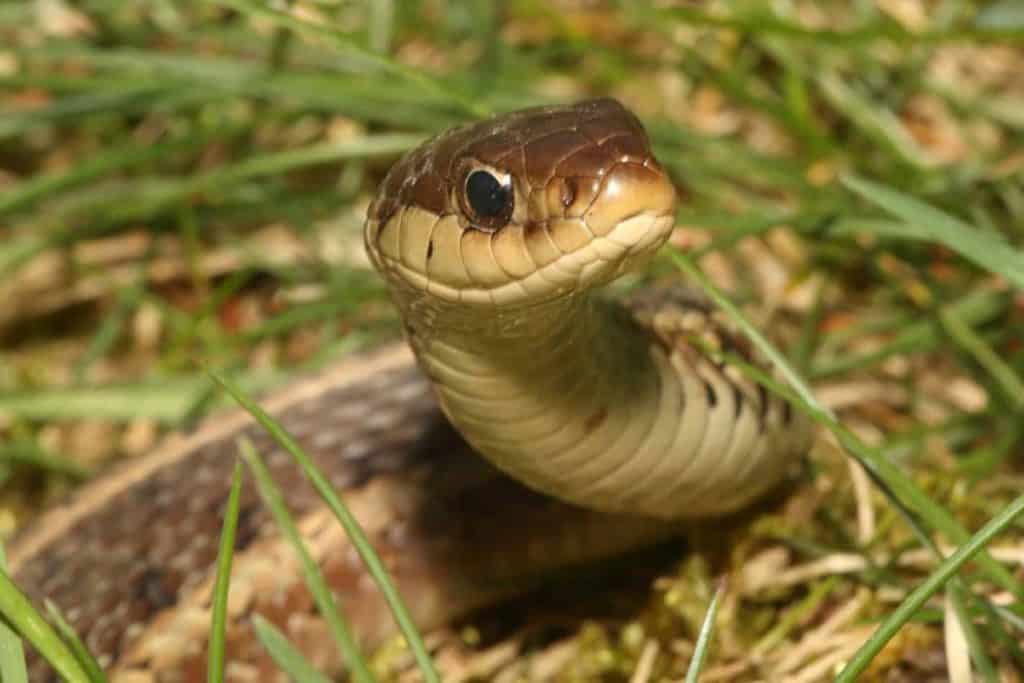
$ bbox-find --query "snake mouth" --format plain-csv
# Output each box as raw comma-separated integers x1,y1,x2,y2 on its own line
372,208,676,306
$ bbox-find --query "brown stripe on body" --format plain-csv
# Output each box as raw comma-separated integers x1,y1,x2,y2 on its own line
10,345,428,679
10,344,674,682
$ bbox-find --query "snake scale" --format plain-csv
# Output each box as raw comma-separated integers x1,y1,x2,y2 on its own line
9,98,811,682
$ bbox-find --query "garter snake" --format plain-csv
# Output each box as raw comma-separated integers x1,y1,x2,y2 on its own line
10,98,811,682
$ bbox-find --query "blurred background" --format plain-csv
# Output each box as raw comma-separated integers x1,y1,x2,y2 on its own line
2,1,1024,680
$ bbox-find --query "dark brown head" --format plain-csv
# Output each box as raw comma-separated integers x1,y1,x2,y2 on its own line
365,98,677,306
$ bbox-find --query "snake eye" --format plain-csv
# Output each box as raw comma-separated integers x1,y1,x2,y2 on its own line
462,169,513,229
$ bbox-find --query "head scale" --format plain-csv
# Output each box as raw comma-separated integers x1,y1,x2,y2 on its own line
365,98,677,307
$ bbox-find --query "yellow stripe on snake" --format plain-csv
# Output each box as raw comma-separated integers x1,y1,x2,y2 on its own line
10,98,811,682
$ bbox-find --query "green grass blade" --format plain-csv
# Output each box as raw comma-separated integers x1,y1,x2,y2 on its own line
0,372,285,423
208,461,244,683
0,442,89,480
843,175,1024,289
0,571,90,683
237,437,376,683
0,625,27,683
0,546,27,683
252,615,334,683
684,579,725,683
42,602,107,683
834,491,1024,682
213,372,441,683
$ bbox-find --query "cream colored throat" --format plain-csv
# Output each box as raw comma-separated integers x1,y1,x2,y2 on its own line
400,293,685,515
395,286,807,521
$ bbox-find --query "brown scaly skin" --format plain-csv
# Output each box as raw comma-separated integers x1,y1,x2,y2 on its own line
10,346,676,681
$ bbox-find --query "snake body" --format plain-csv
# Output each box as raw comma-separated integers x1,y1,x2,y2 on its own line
10,99,810,681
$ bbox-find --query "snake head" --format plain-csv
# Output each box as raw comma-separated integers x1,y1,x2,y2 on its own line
365,98,677,307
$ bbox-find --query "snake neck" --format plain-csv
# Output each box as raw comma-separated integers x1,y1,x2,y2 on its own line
390,283,808,520
394,288,669,513
399,291,655,391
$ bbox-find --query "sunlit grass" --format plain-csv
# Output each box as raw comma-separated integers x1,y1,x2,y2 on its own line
0,0,1022,680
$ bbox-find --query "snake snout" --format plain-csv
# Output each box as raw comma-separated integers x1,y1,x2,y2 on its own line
565,158,677,286
585,160,676,237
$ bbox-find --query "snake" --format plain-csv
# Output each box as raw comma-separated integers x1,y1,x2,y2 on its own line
9,98,812,682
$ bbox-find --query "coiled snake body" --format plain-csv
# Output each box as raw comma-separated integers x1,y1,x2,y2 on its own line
10,99,811,681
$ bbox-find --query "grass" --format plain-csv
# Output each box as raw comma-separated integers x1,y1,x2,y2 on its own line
0,0,1023,680
236,435,378,683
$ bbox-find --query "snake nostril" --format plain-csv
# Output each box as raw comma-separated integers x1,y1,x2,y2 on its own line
561,179,576,208
585,162,677,236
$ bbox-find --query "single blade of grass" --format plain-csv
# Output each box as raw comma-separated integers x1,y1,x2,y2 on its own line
684,578,725,683
43,602,107,683
0,571,91,683
252,615,334,683
0,372,285,423
214,373,441,683
0,442,89,480
238,437,375,683
208,461,244,683
843,175,1024,289
834,490,1024,682
668,248,1024,602
0,546,27,683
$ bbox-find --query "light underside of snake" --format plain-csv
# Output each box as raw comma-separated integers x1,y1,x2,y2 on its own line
10,98,812,682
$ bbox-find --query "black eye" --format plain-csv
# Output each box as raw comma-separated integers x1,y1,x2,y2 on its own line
463,169,513,229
